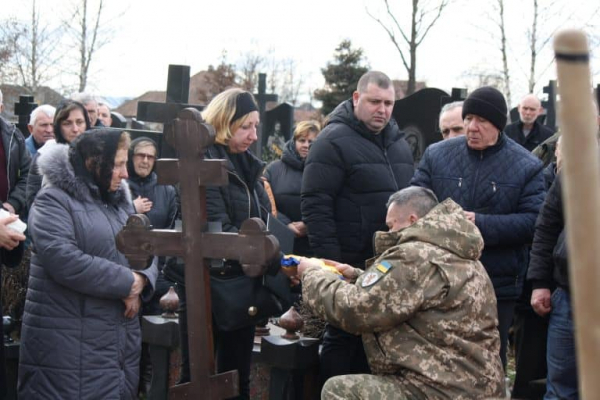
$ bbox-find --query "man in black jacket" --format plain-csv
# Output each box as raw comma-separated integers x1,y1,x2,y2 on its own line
302,71,414,386
505,94,555,151
528,174,577,399
0,90,28,400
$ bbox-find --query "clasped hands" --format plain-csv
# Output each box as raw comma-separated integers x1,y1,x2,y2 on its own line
122,272,147,318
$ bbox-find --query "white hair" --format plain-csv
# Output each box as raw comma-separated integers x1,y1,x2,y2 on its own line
70,92,97,106
29,104,56,126
0,89,3,105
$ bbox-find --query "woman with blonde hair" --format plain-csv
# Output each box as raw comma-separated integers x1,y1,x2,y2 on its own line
264,120,321,255
175,88,277,399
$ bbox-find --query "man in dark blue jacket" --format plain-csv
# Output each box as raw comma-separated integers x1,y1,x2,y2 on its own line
302,71,414,387
411,86,545,372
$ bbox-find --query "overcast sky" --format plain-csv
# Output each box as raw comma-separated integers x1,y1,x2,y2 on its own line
3,0,599,107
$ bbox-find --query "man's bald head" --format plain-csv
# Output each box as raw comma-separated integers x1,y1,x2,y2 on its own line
518,94,543,127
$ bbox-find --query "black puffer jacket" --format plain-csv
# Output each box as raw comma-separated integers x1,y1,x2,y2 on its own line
411,134,545,300
527,174,569,291
301,99,414,267
0,116,31,213
264,139,311,255
205,144,272,232
504,120,555,152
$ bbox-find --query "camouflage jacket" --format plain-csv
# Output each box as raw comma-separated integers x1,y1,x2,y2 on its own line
302,199,504,399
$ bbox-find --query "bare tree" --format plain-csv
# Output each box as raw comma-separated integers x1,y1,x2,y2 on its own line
279,58,304,106
495,0,512,106
367,0,449,95
0,18,23,84
237,51,264,92
527,0,539,93
63,0,111,92
9,0,63,92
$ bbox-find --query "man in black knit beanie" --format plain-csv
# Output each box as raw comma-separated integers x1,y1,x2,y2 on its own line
411,86,545,387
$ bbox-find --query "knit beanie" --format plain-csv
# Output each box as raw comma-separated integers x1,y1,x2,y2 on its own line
462,87,508,131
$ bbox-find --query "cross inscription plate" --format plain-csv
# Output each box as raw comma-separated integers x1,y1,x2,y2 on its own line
116,108,279,399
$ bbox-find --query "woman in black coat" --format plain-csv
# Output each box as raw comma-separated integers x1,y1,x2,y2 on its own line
264,120,320,256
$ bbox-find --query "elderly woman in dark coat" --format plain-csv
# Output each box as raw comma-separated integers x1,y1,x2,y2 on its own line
18,129,158,400
264,120,320,255
127,136,178,314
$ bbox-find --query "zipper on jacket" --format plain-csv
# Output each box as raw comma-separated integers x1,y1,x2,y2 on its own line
229,171,252,219
458,178,463,188
383,148,399,191
491,181,497,193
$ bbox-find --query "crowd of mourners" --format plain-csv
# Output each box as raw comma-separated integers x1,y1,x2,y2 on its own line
0,69,589,400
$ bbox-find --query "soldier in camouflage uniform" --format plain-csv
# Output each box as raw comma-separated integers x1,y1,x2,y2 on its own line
298,187,504,399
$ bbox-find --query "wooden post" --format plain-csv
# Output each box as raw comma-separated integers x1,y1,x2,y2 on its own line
554,29,600,398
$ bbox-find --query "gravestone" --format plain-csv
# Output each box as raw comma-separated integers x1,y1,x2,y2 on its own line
263,103,294,148
252,73,278,158
13,95,38,137
116,107,280,399
393,88,451,163
542,80,557,130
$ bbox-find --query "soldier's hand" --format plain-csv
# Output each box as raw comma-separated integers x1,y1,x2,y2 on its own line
0,215,26,250
531,288,552,316
2,202,15,214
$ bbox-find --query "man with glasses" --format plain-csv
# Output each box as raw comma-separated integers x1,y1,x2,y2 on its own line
439,101,465,140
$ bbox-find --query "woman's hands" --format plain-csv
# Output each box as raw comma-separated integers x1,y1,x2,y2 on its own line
122,272,147,318
287,221,307,237
134,196,153,214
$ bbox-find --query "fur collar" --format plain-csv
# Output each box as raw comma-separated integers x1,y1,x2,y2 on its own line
37,143,132,206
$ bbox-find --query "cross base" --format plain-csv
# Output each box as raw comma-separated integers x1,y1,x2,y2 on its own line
169,370,239,399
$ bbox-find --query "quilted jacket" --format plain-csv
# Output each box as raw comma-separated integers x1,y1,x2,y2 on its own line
411,133,545,300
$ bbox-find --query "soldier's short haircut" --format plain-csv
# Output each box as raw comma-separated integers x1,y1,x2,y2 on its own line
357,71,393,94
30,104,56,126
440,101,463,116
387,187,439,218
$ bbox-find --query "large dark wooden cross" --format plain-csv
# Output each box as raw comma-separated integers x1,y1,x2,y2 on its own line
116,108,280,399
251,73,278,158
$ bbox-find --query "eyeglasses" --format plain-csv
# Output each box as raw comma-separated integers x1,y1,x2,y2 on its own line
134,153,156,161
441,126,465,136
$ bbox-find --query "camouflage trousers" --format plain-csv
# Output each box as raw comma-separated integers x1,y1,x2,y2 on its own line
321,374,417,400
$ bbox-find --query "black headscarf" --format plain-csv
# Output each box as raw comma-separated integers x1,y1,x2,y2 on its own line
69,129,124,203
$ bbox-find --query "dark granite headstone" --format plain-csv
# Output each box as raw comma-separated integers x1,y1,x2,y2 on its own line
13,96,38,137
393,88,450,163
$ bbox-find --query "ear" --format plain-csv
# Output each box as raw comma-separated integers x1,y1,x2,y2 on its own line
352,91,360,107
408,213,419,225
27,125,34,134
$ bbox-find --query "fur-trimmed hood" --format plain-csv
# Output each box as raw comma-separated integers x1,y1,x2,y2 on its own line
36,142,131,207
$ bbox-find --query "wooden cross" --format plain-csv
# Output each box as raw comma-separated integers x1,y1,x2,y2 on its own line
116,108,279,399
